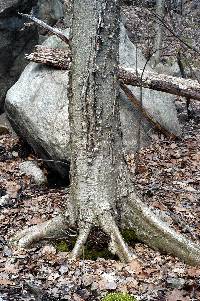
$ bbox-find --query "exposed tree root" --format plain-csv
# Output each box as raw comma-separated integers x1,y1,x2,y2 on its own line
122,192,200,266
11,194,200,266
99,211,136,262
70,223,91,259
10,215,69,248
11,210,135,262
69,211,135,262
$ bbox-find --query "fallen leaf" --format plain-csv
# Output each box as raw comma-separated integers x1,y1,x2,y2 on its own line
5,181,21,198
166,289,190,301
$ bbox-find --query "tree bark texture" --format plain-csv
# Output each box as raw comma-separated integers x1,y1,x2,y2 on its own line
68,0,134,261
153,0,165,66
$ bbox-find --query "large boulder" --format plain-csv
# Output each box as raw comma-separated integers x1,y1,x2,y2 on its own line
0,0,38,112
36,0,64,27
5,27,181,178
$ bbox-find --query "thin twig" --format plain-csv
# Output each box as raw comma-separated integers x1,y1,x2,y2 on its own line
18,13,69,44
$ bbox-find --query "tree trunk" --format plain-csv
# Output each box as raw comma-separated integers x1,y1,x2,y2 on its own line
153,0,165,66
67,0,135,262
11,0,200,266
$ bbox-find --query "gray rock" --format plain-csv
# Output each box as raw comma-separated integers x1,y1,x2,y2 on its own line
5,26,181,177
0,195,10,207
100,273,118,290
166,277,185,289
37,0,64,27
119,24,181,140
0,0,38,111
19,161,47,185
0,113,17,136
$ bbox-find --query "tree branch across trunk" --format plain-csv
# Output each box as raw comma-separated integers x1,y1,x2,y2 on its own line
26,46,200,102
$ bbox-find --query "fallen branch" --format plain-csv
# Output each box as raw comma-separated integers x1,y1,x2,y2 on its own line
19,13,69,44
118,66,200,101
120,82,176,138
21,12,200,102
26,45,71,69
25,45,200,102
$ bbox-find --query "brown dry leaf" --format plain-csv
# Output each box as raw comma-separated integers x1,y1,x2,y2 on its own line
170,143,177,149
4,262,19,274
187,267,200,277
166,289,190,301
72,293,84,301
128,259,143,275
5,181,21,198
152,201,166,210
29,216,44,225
0,278,15,285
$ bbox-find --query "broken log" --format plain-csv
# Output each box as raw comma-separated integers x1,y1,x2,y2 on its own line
118,66,200,101
26,46,71,70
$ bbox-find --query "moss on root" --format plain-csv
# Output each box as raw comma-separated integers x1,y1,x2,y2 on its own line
56,228,138,260
56,240,69,252
55,238,115,260
102,292,137,301
83,246,115,260
122,229,138,244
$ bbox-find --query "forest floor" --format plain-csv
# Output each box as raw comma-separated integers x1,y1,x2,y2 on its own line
1,3,200,301
0,101,199,301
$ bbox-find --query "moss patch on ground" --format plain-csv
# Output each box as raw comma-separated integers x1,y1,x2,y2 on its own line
102,292,137,301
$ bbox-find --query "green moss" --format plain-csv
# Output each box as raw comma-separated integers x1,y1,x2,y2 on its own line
102,292,137,301
55,228,138,260
122,229,138,244
82,246,115,260
56,240,69,252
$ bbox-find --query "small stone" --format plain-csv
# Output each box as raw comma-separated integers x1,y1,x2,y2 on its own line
11,151,18,157
59,265,69,275
19,161,47,186
166,277,185,289
0,195,10,207
3,246,13,257
41,245,57,255
99,273,118,290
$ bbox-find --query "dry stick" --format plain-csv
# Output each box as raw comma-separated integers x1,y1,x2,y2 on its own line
118,66,200,101
18,13,69,44
120,82,176,138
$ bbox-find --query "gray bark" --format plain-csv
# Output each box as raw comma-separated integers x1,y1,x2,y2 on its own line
153,0,165,66
68,0,134,261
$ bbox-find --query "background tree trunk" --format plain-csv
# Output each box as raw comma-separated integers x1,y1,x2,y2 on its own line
153,0,165,66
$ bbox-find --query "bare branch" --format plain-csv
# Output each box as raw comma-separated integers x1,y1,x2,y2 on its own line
19,13,69,44
120,82,176,138
118,66,200,101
